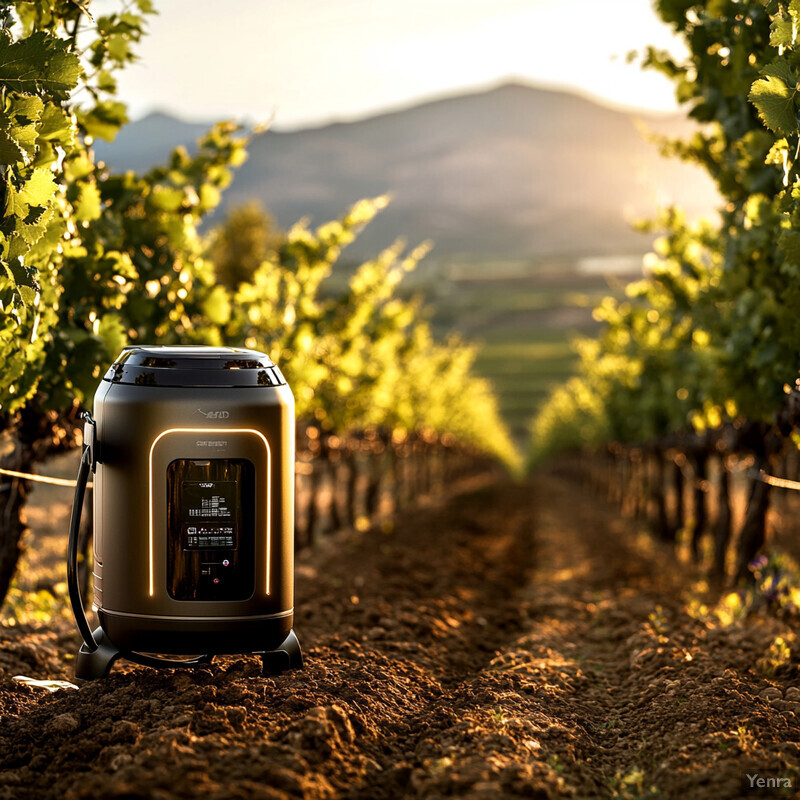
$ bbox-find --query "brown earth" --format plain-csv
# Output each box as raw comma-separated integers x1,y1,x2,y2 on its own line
0,470,799,799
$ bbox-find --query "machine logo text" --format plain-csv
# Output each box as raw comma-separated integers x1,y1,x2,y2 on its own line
195,409,230,419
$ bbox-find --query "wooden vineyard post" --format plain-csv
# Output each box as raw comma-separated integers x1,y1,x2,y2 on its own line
423,436,433,495
775,444,794,516
414,435,425,498
712,453,732,580
441,440,450,487
628,450,641,520
0,447,30,607
605,448,617,504
735,466,770,582
649,448,671,542
294,463,309,550
345,438,358,529
614,449,625,513
635,451,646,521
389,444,400,513
690,452,707,563
305,427,321,545
622,453,630,517
734,427,782,582
304,460,319,546
402,438,414,507
363,430,386,518
617,449,628,514
327,436,343,533
670,452,686,542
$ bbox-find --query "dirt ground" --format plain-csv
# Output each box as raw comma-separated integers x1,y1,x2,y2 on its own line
1,468,800,799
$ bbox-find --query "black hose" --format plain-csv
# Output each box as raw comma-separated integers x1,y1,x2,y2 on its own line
68,447,97,653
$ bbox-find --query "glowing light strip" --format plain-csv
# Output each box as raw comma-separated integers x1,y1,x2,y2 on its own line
148,428,271,598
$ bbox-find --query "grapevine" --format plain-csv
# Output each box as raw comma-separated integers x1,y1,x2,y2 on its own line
531,0,800,580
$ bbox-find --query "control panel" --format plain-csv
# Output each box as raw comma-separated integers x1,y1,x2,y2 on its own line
166,459,255,601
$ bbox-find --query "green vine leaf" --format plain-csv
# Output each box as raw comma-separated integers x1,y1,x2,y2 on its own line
2,256,39,295
16,167,57,208
36,104,75,145
0,30,81,101
770,16,793,49
0,96,44,165
68,181,101,222
749,59,799,135
0,129,25,164
76,100,128,141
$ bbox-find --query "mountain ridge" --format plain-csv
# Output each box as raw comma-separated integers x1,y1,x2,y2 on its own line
95,82,718,261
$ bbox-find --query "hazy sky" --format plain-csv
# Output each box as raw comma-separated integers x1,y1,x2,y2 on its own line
112,0,685,128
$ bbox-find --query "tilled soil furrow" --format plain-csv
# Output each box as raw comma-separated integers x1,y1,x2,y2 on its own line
342,484,538,799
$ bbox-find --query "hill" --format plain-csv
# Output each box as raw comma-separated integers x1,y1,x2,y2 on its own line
95,83,718,260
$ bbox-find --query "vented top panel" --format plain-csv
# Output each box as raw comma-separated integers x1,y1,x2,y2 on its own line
103,345,286,388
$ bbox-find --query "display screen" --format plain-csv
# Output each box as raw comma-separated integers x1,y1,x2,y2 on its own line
166,459,255,602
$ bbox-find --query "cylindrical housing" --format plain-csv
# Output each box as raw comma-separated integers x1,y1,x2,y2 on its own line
92,345,295,655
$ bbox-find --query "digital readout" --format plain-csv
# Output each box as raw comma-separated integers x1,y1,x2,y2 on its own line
182,481,234,519
185,524,235,549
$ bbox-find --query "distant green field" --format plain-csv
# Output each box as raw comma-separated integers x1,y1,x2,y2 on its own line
419,261,639,446
473,336,580,443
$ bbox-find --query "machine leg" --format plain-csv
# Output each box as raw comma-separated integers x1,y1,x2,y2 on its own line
261,629,303,676
74,627,303,679
74,627,122,681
